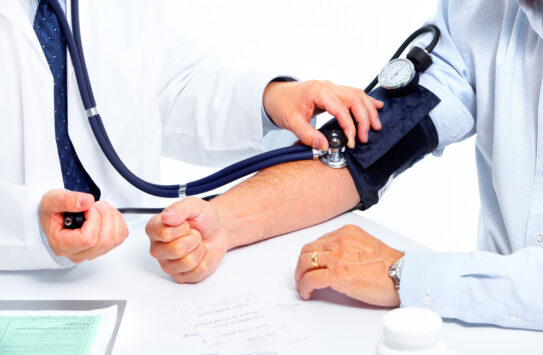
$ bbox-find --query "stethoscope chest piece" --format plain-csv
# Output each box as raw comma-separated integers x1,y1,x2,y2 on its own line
320,130,348,169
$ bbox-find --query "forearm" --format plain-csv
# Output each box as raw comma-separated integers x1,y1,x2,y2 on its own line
211,159,359,250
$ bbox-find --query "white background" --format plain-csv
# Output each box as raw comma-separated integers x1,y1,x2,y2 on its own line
160,0,480,253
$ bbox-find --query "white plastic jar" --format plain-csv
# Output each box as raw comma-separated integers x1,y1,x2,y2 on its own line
376,307,460,355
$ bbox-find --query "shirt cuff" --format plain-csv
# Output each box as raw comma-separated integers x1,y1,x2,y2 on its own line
37,206,76,269
399,251,469,319
261,76,298,137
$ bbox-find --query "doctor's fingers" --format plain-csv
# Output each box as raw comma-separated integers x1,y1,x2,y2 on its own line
48,205,102,257
335,87,382,144
69,202,129,262
40,189,95,214
350,94,383,143
287,116,328,151
315,93,357,149
159,243,207,277
149,229,202,260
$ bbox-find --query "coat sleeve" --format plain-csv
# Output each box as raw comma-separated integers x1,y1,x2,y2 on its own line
156,20,291,167
0,182,73,270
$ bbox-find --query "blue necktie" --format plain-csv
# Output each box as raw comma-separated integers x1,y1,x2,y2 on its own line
34,0,100,200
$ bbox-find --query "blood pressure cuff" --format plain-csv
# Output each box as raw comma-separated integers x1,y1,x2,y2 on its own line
319,85,440,210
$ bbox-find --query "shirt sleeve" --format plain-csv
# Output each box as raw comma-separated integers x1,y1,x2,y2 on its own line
398,0,543,330
0,182,73,270
399,249,543,330
416,0,477,153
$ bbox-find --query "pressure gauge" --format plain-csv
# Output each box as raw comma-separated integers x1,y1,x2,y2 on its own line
378,58,418,92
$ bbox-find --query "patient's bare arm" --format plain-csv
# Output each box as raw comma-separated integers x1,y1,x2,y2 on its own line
145,159,359,283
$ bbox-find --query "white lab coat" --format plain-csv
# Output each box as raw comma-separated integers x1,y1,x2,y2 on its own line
0,0,284,270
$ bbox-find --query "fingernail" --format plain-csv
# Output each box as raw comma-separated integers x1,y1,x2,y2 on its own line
314,137,327,151
375,120,382,130
163,211,175,219
77,194,92,209
347,135,355,149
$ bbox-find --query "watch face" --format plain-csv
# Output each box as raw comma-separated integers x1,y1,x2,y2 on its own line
378,58,416,90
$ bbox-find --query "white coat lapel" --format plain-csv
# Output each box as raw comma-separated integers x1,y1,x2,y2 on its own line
0,0,50,69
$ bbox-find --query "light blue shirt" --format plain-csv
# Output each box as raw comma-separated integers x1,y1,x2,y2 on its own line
399,0,543,330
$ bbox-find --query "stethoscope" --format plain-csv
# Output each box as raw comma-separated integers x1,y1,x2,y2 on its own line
48,0,439,229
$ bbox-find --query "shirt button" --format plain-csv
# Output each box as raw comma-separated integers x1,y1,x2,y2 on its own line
423,296,432,306
536,234,543,243
509,315,519,323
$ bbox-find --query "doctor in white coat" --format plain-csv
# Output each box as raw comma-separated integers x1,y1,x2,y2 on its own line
0,0,382,270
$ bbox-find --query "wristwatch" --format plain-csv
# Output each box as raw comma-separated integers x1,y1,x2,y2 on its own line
389,256,404,290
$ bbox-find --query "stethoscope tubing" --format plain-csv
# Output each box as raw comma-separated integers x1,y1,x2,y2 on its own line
48,0,314,199
50,0,440,230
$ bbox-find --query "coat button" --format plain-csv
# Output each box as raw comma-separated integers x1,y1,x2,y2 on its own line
536,234,543,243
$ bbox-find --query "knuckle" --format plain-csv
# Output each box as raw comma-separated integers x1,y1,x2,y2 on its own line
149,246,160,258
300,244,313,254
172,274,187,284
336,234,350,246
174,240,189,258
81,233,98,249
330,264,349,279
343,224,361,234
184,255,198,270
161,262,175,275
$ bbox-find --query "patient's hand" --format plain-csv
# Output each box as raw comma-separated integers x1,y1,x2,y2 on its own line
145,197,229,283
295,224,404,307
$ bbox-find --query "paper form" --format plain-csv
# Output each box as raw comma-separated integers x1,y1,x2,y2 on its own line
177,293,308,354
0,305,118,355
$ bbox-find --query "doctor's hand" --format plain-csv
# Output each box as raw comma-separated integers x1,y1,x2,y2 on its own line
295,224,404,307
263,80,383,150
39,190,129,263
145,197,229,283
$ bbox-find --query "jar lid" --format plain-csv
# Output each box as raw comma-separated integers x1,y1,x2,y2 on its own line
382,307,443,350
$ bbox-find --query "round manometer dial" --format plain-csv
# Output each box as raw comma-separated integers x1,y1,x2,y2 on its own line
378,58,416,90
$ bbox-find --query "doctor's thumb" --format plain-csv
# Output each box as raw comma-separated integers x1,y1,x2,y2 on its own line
42,190,95,214
291,120,329,151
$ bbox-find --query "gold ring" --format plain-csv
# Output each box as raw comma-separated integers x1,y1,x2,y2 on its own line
311,251,319,269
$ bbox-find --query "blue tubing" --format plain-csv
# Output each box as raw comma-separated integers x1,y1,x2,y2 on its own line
47,0,92,109
186,148,314,195
50,0,315,199
90,117,180,198
70,0,95,107
188,144,309,187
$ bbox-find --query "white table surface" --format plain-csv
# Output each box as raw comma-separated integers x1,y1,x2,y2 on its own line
1,212,542,354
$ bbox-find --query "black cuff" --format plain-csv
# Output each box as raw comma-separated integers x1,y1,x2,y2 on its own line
319,86,440,210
